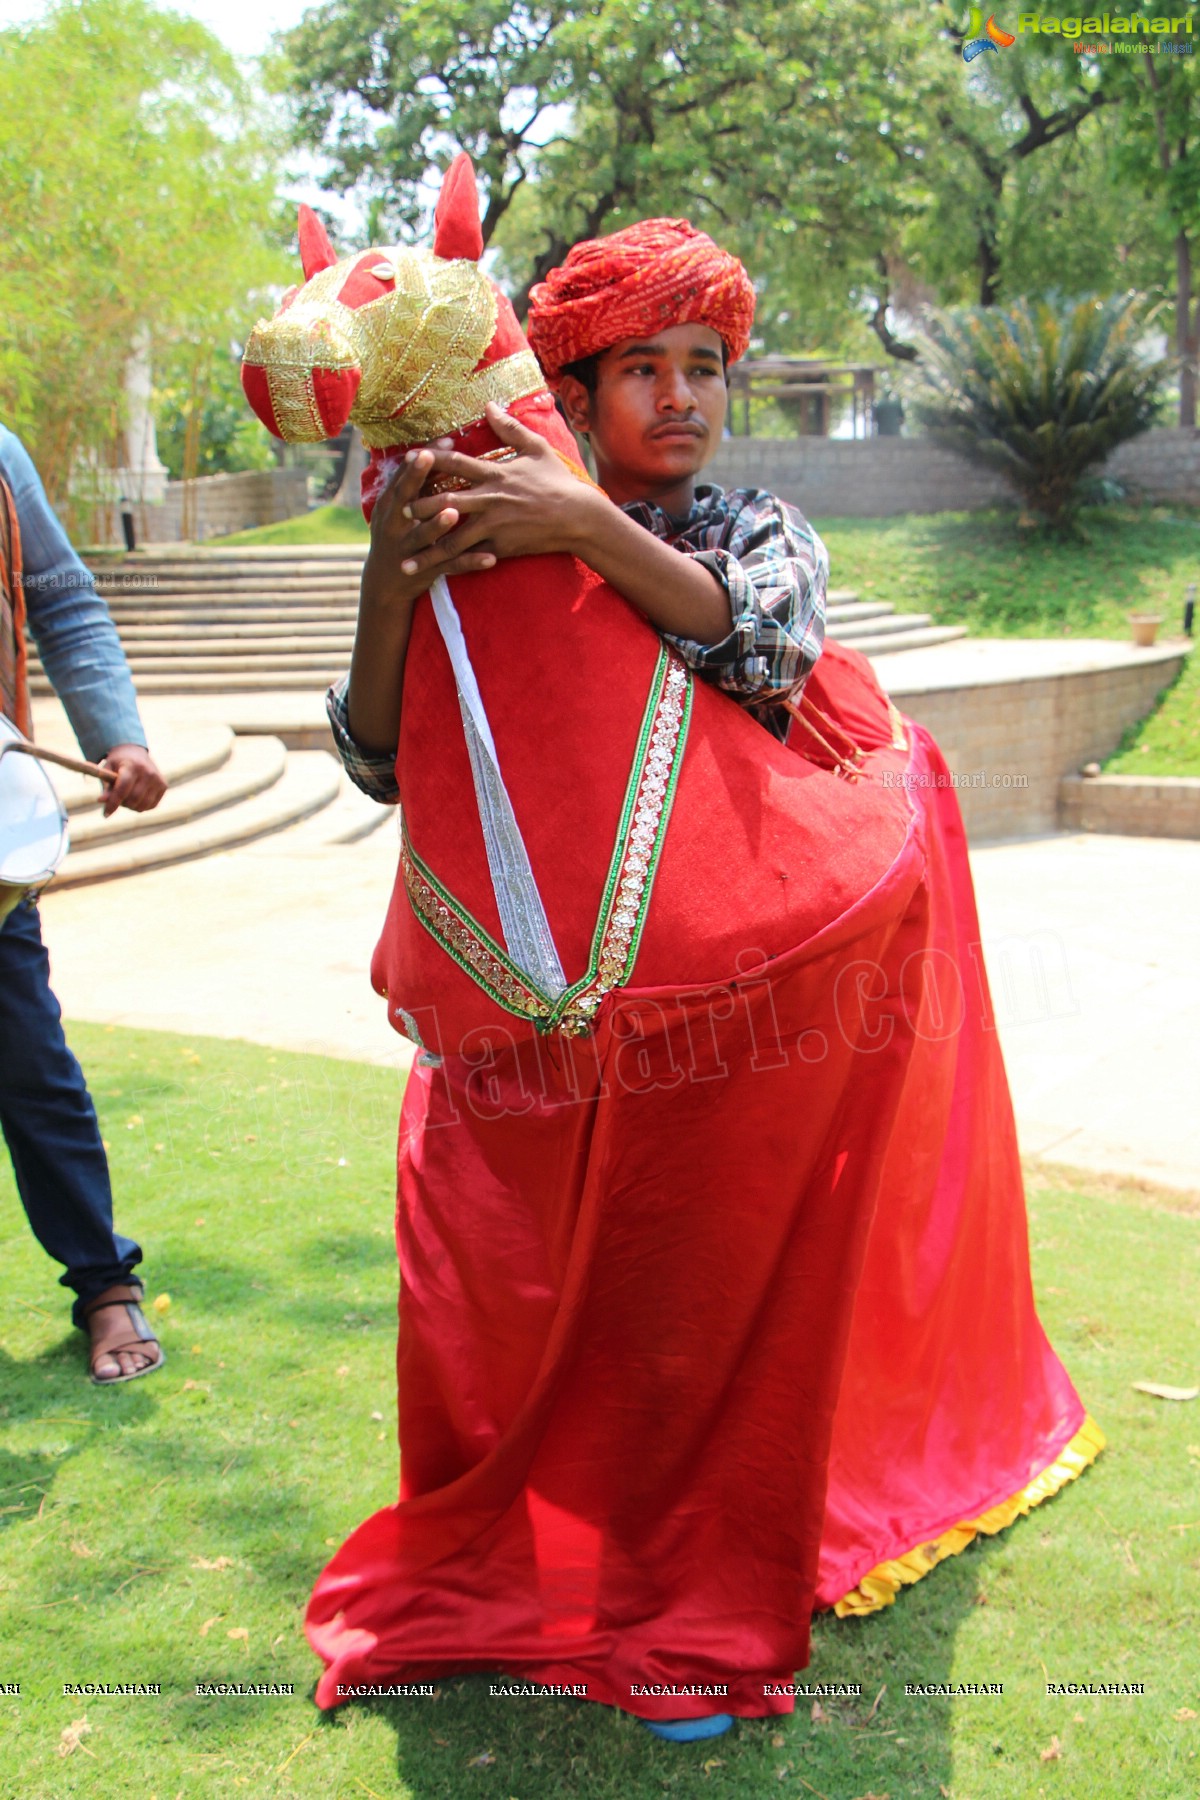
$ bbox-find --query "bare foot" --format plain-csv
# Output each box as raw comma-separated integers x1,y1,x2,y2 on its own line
84,1284,164,1384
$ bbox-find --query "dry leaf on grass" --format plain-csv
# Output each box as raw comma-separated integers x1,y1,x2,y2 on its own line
467,1751,495,1767
1040,1734,1063,1762
811,1699,830,1723
1175,1708,1197,1721
57,1718,93,1758
191,1557,235,1571
227,1627,249,1645
1132,1381,1198,1402
770,1731,786,1747
198,1616,222,1637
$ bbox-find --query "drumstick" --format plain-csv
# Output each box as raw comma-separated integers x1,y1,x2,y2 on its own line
0,741,118,784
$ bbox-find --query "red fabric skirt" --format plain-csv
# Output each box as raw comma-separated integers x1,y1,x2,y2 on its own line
306,642,1092,1718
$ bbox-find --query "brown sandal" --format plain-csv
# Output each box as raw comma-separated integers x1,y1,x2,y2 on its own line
83,1283,165,1386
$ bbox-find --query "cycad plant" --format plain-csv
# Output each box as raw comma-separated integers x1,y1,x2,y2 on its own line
907,295,1168,527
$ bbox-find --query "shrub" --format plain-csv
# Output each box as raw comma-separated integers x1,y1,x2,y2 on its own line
906,295,1168,527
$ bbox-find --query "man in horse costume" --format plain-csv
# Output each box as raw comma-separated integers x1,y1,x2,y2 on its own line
241,156,1101,1738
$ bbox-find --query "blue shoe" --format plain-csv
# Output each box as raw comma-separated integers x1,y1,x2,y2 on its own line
640,1713,734,1742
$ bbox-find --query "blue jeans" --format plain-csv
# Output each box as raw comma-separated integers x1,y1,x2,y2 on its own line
0,899,141,1326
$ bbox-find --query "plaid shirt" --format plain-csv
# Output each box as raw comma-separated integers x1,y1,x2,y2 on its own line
327,483,828,803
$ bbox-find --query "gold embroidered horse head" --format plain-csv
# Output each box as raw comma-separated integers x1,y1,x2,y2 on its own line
241,156,547,453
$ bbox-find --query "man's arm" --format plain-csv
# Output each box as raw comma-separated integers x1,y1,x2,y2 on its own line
0,428,164,812
1,428,145,759
333,446,499,789
647,489,828,716
403,408,733,647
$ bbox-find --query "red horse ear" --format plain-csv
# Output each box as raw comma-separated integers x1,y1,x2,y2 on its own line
298,205,338,279
433,153,484,262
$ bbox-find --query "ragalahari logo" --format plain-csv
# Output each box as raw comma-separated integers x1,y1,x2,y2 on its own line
962,7,1017,58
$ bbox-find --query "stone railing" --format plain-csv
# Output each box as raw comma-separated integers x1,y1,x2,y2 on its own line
88,467,310,545
706,427,1200,518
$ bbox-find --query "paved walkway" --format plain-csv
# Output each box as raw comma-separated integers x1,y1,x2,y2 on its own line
36,816,1200,1193
966,831,1199,1193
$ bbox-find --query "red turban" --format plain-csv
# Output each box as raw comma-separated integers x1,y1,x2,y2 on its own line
526,219,755,387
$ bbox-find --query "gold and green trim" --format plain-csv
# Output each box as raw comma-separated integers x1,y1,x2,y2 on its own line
401,647,691,1036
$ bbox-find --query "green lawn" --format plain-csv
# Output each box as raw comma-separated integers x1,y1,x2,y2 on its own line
1,1023,1197,1799
216,505,369,547
818,504,1198,777
816,504,1200,642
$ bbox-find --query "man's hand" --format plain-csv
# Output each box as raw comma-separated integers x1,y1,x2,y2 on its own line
346,447,498,755
363,445,497,608
100,745,167,818
415,402,730,642
407,403,605,564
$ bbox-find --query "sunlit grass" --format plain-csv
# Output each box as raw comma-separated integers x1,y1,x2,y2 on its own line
213,505,369,547
1,1024,1196,1797
819,503,1197,773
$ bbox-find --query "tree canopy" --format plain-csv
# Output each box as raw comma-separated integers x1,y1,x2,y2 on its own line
1095,31,1200,422
0,0,290,510
274,0,1196,416
273,0,943,321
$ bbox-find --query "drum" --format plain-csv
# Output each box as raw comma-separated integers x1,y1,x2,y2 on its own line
0,714,70,923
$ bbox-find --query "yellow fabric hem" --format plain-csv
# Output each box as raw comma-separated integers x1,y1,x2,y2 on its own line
831,1413,1106,1619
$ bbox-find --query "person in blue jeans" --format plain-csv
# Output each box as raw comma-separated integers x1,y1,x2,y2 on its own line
0,424,167,1383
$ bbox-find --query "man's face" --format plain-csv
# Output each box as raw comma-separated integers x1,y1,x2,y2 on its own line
558,322,728,503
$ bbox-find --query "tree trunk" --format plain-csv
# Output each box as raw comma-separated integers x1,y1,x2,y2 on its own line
335,427,368,509
978,231,1002,308
1177,230,1197,430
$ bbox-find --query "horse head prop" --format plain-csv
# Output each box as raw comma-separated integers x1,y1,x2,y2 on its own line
241,154,581,517
240,157,917,1059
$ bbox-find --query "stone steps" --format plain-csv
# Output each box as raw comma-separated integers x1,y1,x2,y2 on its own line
86,545,370,566
97,651,351,676
34,693,348,888
103,597,877,625
65,735,288,850
40,669,348,695
98,579,364,601
95,624,358,646
836,623,969,656
48,723,235,815
832,611,946,643
98,635,356,659
825,601,899,625
54,750,341,888
263,769,396,848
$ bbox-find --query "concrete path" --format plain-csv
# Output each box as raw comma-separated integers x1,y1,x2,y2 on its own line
40,809,410,1072
966,830,1200,1194
35,817,1200,1193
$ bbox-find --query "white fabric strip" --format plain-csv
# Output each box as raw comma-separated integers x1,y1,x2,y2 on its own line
429,576,567,998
